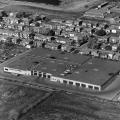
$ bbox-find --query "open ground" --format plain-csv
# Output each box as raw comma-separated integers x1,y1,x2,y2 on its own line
0,0,103,12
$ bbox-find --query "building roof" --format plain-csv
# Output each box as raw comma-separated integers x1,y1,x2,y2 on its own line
5,48,120,86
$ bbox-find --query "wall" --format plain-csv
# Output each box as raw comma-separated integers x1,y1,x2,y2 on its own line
4,67,31,76
51,76,101,91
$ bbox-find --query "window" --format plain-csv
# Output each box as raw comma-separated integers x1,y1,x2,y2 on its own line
81,84,86,88
63,80,67,84
39,73,42,77
39,72,42,77
43,73,46,78
76,83,80,87
31,71,34,75
34,72,37,76
88,85,93,89
33,71,38,76
69,81,73,85
47,75,51,79
4,68,8,71
94,86,99,90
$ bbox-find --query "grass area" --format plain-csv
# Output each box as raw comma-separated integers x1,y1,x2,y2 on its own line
0,0,103,12
2,5,83,19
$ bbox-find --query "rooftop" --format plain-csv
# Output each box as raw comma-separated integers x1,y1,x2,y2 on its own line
5,48,120,86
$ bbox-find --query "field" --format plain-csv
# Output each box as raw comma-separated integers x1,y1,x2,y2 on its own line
1,81,120,120
0,0,103,12
20,91,120,120
0,81,48,120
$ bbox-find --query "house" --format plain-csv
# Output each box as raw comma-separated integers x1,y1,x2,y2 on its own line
0,29,19,37
20,39,27,46
57,24,66,30
107,53,113,59
55,29,62,36
112,44,118,51
0,35,8,42
42,23,53,29
20,31,30,39
38,27,50,35
90,50,99,57
64,20,74,27
34,40,43,47
65,26,75,32
17,24,24,31
51,19,64,24
55,37,68,44
30,22,36,27
99,52,108,59
113,53,120,61
34,34,51,42
4,15,20,25
109,36,120,43
84,7,109,19
22,18,29,25
33,27,40,33
61,44,75,52
45,42,61,50
97,36,109,43
79,48,91,55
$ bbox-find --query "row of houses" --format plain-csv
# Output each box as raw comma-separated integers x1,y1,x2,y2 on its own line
2,11,120,60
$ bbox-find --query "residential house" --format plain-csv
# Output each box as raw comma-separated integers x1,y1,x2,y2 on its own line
34,40,43,47
20,31,30,39
34,34,51,42
55,29,62,36
45,42,61,50
61,44,75,52
113,53,120,61
64,20,74,27
55,37,68,44
109,36,120,43
17,24,24,31
22,18,29,25
107,53,114,59
0,35,8,42
97,36,109,43
111,44,118,51
51,19,64,24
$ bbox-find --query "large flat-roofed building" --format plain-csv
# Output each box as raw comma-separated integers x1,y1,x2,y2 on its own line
84,6,109,19
3,48,120,91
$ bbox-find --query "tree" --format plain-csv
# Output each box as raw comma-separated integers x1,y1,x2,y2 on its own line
1,11,8,17
95,29,106,36
35,22,40,27
47,30,55,36
29,33,35,39
35,16,41,21
16,38,22,44
105,45,112,51
87,36,97,49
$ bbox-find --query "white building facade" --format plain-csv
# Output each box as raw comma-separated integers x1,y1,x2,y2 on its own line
4,67,101,91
